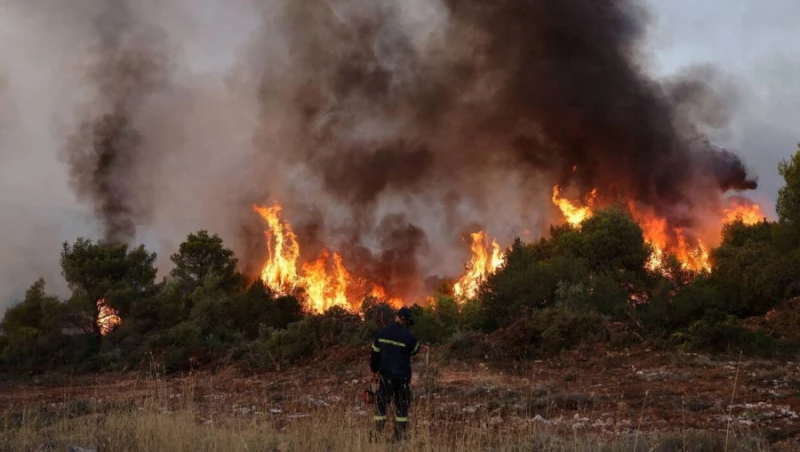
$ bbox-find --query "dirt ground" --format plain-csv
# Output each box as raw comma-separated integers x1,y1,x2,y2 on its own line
2,347,799,450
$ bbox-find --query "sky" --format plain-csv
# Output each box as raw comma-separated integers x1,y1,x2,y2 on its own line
644,0,800,209
0,0,798,307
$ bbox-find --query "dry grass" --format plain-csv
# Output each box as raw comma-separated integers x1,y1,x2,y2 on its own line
0,371,771,452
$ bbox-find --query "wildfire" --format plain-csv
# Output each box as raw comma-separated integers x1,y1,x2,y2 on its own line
552,185,597,226
255,203,399,313
369,284,403,306
550,186,712,273
627,202,712,273
301,249,351,312
96,297,121,336
453,231,505,300
254,204,300,293
723,197,766,226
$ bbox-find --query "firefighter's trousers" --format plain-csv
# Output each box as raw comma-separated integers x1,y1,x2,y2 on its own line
373,375,411,438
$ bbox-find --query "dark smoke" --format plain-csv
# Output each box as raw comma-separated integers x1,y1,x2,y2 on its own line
64,1,166,244
445,0,757,207
341,214,429,298
247,0,757,298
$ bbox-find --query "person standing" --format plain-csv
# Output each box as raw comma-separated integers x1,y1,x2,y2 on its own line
369,306,420,441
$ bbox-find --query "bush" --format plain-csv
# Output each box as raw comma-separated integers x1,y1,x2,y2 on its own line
673,313,786,357
489,308,611,360
637,275,726,339
443,330,495,361
409,296,460,344
765,298,800,341
256,307,364,365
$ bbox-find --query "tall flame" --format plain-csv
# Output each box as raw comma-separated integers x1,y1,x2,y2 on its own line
255,203,400,313
453,231,505,300
96,297,121,336
253,204,300,293
300,249,351,312
552,185,597,226
723,197,766,226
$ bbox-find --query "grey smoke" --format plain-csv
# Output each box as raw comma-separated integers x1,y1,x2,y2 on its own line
63,0,168,244
0,0,798,309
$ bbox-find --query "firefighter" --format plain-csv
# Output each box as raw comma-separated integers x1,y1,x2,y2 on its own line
369,306,420,441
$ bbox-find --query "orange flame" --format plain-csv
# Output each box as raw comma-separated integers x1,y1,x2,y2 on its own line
301,249,351,312
96,297,121,336
253,204,300,293
453,231,504,300
369,284,403,306
255,203,402,313
550,187,711,273
627,203,711,273
552,186,597,227
723,198,766,226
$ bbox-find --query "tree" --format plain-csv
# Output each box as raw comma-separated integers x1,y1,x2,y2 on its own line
0,279,66,369
479,236,591,330
579,207,649,277
711,240,798,316
0,279,62,335
721,218,773,248
170,231,242,294
776,146,800,248
60,238,158,337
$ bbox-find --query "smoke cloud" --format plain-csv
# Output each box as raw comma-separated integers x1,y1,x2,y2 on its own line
244,0,757,298
0,0,777,307
62,1,169,244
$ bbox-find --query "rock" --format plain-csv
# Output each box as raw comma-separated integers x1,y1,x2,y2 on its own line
67,446,96,452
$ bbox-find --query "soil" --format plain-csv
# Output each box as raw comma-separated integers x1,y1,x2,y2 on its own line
2,346,799,449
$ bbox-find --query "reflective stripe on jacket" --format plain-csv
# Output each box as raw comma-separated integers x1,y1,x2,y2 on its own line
369,322,419,379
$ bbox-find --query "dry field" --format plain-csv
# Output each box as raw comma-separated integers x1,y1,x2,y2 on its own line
1,347,799,451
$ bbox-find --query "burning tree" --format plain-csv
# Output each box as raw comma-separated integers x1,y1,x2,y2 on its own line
60,238,157,337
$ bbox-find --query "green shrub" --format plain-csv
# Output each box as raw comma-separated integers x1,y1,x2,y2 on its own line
258,307,363,365
674,314,787,357
409,296,461,344
490,308,610,360
443,330,495,361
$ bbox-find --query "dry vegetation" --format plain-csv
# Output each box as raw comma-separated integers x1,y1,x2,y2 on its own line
2,347,798,451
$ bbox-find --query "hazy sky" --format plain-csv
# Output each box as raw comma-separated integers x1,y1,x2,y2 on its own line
644,0,800,210
0,0,797,306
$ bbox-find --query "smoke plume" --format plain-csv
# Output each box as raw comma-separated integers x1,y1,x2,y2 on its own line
1,0,771,306
245,0,757,298
63,1,167,244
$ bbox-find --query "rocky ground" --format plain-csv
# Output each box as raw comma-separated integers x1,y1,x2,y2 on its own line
1,347,799,450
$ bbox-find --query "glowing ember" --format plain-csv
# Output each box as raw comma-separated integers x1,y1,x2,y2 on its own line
253,204,300,293
96,297,121,336
552,186,597,227
723,197,766,226
255,202,401,313
453,231,505,300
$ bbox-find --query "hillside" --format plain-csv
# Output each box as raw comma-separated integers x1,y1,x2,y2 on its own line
2,346,799,451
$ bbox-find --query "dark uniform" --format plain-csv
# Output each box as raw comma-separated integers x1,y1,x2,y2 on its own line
369,308,419,440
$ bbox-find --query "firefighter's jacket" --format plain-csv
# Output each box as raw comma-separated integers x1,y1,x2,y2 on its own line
370,322,420,379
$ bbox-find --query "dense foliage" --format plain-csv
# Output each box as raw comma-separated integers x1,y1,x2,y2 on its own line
2,148,800,375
